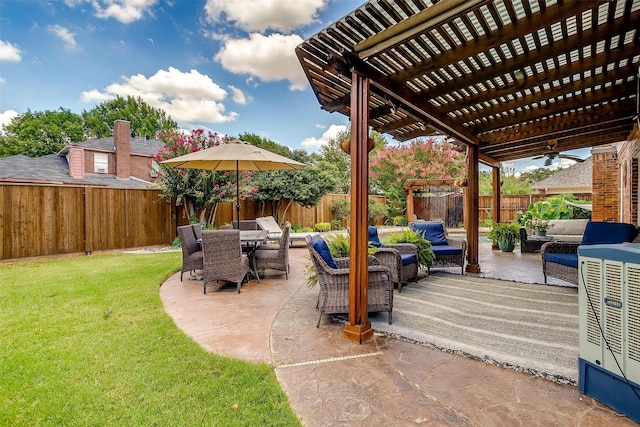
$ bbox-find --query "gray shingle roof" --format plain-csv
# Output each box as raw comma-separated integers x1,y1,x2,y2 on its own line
532,157,592,191
80,136,164,155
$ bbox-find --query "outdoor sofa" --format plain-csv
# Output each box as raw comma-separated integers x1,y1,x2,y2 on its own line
411,221,466,274
541,221,638,285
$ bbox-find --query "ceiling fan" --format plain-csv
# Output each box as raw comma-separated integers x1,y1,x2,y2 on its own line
533,141,585,166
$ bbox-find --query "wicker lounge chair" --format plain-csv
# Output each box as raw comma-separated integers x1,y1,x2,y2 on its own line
254,222,291,279
201,229,250,294
412,221,466,274
541,221,638,285
368,226,419,293
306,235,393,327
177,224,204,281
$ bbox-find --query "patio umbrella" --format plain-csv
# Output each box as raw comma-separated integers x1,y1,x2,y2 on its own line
161,140,304,229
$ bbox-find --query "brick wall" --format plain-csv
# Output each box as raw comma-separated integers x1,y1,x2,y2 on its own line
130,153,156,182
591,146,620,222
617,125,640,224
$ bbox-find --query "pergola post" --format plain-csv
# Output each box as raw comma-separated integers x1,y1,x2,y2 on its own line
492,166,501,250
344,71,373,344
492,166,501,224
406,188,414,223
466,144,481,273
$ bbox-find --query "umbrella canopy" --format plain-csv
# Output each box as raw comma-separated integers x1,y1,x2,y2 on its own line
161,140,305,228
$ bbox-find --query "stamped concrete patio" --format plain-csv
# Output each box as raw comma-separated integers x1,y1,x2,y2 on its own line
160,242,636,426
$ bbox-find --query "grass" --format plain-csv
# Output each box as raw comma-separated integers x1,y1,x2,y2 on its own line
0,252,300,426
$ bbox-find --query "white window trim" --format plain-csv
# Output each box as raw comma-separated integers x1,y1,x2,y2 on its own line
94,153,108,174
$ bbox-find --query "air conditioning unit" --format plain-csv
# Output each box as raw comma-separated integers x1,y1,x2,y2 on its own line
96,167,107,173
578,243,640,423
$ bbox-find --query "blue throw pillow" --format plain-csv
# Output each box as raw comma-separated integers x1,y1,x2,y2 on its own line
311,236,338,269
368,226,382,247
412,222,448,246
580,221,638,245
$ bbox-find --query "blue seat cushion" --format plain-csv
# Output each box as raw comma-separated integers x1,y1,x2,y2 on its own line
400,253,417,266
580,221,638,245
545,253,578,269
311,236,338,269
432,245,462,256
368,226,382,248
412,222,448,246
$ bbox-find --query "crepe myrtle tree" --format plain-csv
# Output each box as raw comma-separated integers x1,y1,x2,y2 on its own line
154,129,255,226
369,137,466,218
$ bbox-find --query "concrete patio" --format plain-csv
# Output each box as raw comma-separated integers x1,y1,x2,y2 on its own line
160,242,636,426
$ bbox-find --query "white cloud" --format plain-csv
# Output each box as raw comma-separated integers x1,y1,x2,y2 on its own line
215,33,307,91
204,0,326,33
228,85,248,105
47,25,78,51
300,124,347,149
92,0,157,24
80,67,238,123
0,110,19,134
0,40,23,62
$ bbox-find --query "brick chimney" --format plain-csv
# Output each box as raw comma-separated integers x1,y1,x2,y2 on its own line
114,120,131,179
67,145,85,179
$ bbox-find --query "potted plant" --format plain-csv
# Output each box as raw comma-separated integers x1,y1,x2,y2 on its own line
488,222,521,252
526,218,551,237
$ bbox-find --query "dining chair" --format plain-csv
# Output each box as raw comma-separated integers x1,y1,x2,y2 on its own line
177,224,203,281
254,222,290,279
201,229,250,294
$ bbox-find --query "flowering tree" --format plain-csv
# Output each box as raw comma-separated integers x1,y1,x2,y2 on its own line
369,138,466,217
154,129,255,225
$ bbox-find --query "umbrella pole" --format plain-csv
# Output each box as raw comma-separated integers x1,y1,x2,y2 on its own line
236,163,240,230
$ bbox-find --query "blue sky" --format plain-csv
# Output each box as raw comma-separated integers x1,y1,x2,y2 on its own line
0,0,589,170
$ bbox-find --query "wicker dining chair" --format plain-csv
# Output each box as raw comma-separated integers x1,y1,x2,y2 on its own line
201,229,250,294
177,224,203,281
306,235,393,327
254,222,291,279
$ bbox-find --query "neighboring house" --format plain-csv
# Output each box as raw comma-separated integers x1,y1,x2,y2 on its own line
0,120,163,189
532,157,592,195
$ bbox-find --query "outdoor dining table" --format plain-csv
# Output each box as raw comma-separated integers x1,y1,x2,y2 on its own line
197,229,268,284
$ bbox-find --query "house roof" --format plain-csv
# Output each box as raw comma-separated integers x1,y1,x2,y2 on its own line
531,157,592,191
0,153,155,189
296,0,640,166
59,136,164,156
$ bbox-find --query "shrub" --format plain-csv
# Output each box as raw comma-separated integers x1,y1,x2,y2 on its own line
388,230,434,267
314,222,332,232
326,233,350,258
369,199,389,225
330,199,350,221
391,215,408,226
330,219,342,230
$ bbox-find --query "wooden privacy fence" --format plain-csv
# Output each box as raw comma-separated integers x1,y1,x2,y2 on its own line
0,184,176,260
477,193,592,223
1,184,386,260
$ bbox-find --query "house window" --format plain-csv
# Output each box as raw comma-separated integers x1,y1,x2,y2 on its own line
94,153,108,173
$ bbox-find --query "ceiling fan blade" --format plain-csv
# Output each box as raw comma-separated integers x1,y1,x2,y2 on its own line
557,154,584,162
532,155,544,160
544,157,553,167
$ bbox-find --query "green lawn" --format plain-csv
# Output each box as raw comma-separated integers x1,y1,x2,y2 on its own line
0,252,300,426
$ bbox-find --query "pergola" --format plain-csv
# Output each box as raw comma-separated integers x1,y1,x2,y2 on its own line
296,0,640,342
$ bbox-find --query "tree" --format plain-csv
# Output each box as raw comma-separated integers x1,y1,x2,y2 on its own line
82,95,178,139
315,129,388,194
240,133,337,224
369,138,466,217
478,167,533,195
0,108,85,157
154,129,254,225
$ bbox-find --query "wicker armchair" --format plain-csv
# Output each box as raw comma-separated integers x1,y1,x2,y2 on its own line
412,221,466,274
541,221,638,286
254,222,291,279
201,230,250,294
368,226,419,293
306,235,393,327
177,224,204,281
